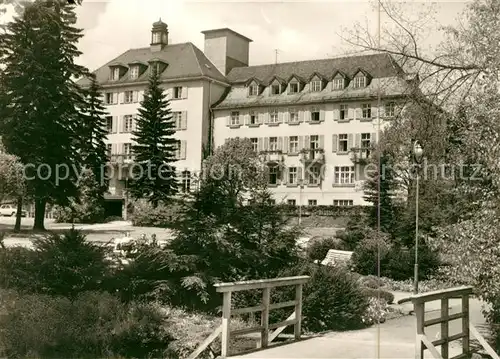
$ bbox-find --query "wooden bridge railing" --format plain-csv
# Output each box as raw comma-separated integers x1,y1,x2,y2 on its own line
406,286,500,359
188,275,310,359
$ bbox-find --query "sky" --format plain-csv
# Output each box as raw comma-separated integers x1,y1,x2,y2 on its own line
3,0,472,72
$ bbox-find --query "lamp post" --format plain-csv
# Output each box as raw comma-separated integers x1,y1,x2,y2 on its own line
413,141,423,294
298,179,304,225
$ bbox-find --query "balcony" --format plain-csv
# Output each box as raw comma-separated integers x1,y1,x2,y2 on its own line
300,148,325,164
350,147,371,164
108,154,135,164
260,150,284,164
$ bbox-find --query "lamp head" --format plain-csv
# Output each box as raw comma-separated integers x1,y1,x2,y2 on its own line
413,141,423,161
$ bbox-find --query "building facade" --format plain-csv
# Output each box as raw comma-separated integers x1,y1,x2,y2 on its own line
212,53,417,206
79,22,253,217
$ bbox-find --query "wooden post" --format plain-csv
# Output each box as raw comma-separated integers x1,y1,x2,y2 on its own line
415,302,425,359
261,288,270,348
221,291,232,358
294,283,303,340
441,298,449,359
462,294,470,356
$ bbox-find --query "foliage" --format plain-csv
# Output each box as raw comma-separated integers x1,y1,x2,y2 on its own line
360,287,394,304
0,246,38,292
362,297,389,325
367,275,451,293
0,290,173,359
0,152,25,203
0,0,89,230
306,237,345,261
335,210,370,250
383,243,441,281
129,68,178,207
350,230,392,276
130,199,183,228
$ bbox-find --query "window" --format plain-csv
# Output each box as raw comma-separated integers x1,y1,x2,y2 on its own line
289,136,299,153
311,80,322,92
230,111,240,126
271,84,280,95
105,116,113,132
269,109,279,123
269,137,278,151
362,104,371,119
361,133,371,149
289,82,299,93
124,143,132,160
172,112,182,129
288,167,297,184
106,144,112,157
123,115,134,132
353,76,366,88
338,134,348,152
248,84,259,96
310,135,319,150
289,109,298,123
111,67,120,80
333,77,344,90
308,199,318,206
249,111,257,125
152,31,161,43
181,171,191,193
310,107,320,122
340,104,347,120
130,66,139,79
105,93,116,105
287,199,296,205
307,166,320,185
173,86,183,99
250,138,258,152
124,91,133,103
385,102,396,117
268,166,279,185
333,199,354,206
334,166,355,184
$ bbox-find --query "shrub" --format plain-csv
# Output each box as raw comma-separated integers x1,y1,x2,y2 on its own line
306,237,345,261
359,275,385,289
361,287,394,304
0,290,173,359
0,246,39,292
130,200,183,228
105,215,123,222
382,244,441,281
351,230,392,276
273,262,370,332
362,297,389,325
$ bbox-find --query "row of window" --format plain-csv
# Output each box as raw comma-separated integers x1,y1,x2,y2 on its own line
285,199,354,207
109,61,167,82
247,71,370,98
105,111,188,133
246,133,374,154
105,140,188,160
228,102,396,127
103,86,186,105
265,165,356,186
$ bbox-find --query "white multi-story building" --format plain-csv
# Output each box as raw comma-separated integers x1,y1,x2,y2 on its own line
212,50,418,206
79,21,252,217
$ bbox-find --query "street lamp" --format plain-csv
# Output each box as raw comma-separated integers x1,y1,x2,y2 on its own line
298,178,304,225
413,141,423,294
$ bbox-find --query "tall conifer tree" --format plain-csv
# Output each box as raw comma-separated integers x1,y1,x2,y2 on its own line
130,68,178,207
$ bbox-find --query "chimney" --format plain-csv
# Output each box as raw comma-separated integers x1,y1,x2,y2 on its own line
150,19,168,52
201,28,252,76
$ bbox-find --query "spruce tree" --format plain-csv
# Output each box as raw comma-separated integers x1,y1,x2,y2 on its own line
130,68,178,207
363,152,397,235
0,0,89,230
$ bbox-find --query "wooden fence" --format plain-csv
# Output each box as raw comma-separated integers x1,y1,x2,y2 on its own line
188,276,310,359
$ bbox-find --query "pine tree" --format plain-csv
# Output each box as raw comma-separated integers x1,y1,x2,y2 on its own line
363,152,398,235
129,68,178,207
0,0,89,230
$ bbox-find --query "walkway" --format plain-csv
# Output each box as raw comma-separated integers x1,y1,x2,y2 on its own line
234,297,488,358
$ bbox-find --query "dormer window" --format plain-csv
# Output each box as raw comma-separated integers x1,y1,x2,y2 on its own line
111,67,120,81
333,77,344,90
130,66,139,79
248,84,259,96
289,82,299,94
148,60,168,75
311,80,322,92
271,84,281,95
353,76,366,88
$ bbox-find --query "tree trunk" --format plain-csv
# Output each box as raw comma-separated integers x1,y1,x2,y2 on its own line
33,198,46,231
14,196,23,232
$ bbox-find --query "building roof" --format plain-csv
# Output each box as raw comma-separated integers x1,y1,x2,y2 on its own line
77,42,228,87
226,53,403,85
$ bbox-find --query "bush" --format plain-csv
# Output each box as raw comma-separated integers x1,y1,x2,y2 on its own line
359,275,385,289
105,215,123,222
0,290,173,359
0,246,38,292
130,200,183,228
362,297,389,325
306,237,345,261
351,230,392,276
361,287,394,304
273,262,370,332
382,244,441,281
